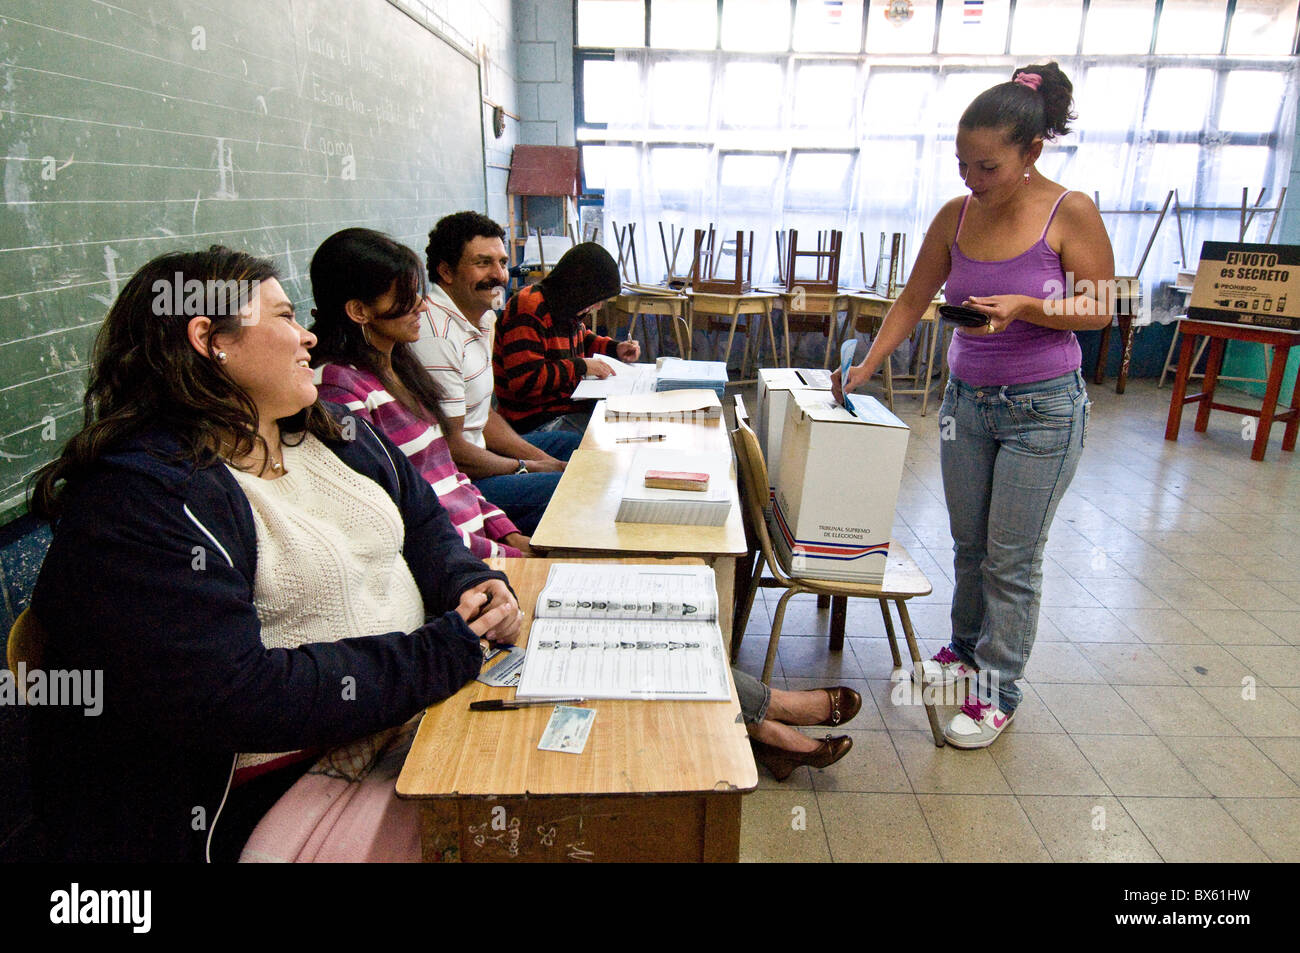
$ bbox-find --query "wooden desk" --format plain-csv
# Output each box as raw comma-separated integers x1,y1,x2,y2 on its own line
1093,284,1143,394
773,291,849,369
531,402,748,647
685,290,780,375
396,557,757,862
1165,318,1300,462
849,294,944,416
609,290,690,360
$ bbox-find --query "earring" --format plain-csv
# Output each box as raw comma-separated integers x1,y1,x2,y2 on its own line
1024,169,1032,183
360,324,373,347
216,350,227,363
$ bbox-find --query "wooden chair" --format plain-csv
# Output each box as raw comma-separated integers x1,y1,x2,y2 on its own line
783,229,841,294
611,220,640,284
7,607,46,698
658,222,691,288
728,398,944,746
777,230,847,369
691,227,753,295
690,228,776,373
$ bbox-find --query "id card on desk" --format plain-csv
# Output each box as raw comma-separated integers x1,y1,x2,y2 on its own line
538,706,595,754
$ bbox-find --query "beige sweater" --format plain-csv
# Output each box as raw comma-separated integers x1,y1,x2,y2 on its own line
227,434,426,769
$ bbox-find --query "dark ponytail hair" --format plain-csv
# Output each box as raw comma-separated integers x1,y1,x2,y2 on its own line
960,61,1076,150
308,228,449,428
31,246,341,517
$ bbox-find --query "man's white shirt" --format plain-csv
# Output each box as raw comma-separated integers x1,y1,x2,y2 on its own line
410,283,496,450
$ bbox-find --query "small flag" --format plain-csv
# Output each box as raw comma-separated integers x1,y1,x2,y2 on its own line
964,0,984,23
825,0,844,23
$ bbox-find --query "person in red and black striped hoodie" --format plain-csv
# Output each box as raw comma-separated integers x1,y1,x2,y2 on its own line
494,242,641,434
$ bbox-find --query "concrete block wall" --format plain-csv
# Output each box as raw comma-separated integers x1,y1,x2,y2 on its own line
514,0,576,147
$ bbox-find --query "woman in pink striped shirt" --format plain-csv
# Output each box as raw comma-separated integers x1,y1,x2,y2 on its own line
309,228,531,558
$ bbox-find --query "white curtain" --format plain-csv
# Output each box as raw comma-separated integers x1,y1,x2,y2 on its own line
598,51,1298,328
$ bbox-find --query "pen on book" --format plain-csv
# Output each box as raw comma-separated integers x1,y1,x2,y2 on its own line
470,698,586,711
615,434,667,443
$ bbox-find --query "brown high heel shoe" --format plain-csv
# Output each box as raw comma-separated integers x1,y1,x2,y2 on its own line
751,734,853,782
816,686,862,727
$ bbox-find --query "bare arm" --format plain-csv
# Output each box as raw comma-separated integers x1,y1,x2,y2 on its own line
963,192,1116,332
443,412,562,478
836,198,960,397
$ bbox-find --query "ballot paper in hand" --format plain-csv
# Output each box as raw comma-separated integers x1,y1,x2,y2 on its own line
838,339,858,417
538,706,596,754
582,353,623,379
572,360,657,399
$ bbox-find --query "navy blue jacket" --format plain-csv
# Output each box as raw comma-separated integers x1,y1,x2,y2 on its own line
30,407,507,862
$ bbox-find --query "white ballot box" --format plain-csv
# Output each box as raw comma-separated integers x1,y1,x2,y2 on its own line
755,368,831,497
770,390,909,584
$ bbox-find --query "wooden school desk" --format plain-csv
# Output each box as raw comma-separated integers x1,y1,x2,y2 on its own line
850,293,945,415
685,289,781,371
608,289,691,359
1164,318,1300,462
773,291,850,370
530,400,749,648
396,557,758,863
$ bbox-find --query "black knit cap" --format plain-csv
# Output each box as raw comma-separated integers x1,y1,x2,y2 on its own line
537,242,622,322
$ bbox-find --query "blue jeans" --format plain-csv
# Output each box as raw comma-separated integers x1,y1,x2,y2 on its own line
938,370,1090,715
733,667,771,724
475,429,583,535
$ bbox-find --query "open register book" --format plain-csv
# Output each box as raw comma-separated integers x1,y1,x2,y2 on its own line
514,563,731,701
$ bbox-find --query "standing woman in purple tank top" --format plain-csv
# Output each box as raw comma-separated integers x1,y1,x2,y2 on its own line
834,62,1114,749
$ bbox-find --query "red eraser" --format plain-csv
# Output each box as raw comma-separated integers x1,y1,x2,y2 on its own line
644,469,710,491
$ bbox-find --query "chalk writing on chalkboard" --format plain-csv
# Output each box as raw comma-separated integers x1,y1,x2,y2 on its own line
0,0,487,522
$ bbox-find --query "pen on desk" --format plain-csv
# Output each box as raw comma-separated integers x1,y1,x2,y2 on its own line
615,434,667,443
470,698,586,711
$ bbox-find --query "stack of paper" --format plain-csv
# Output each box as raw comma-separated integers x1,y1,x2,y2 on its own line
615,448,731,526
655,358,728,397
604,389,722,422
571,358,657,399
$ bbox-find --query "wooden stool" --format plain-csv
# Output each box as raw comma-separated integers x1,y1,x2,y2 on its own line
1165,318,1300,462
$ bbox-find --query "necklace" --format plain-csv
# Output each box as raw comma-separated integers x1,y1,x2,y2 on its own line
222,439,285,476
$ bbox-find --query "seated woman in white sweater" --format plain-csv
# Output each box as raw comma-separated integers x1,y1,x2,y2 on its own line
28,246,522,862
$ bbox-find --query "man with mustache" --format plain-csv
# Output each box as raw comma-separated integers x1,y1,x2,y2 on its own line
414,211,581,535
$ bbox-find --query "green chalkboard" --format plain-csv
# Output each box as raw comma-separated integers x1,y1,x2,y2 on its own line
0,0,487,521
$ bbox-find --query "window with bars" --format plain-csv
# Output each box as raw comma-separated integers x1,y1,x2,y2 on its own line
574,0,1299,296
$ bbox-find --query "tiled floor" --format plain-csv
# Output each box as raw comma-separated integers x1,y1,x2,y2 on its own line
732,376,1300,863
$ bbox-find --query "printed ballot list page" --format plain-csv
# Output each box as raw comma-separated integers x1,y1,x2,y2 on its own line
515,563,731,701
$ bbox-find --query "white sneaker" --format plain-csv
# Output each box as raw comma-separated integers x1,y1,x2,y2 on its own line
916,646,978,689
944,698,1014,749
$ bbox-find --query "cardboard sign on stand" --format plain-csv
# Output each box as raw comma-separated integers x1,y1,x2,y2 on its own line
1188,242,1300,331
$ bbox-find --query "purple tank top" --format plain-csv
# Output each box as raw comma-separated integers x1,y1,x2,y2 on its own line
944,191,1081,387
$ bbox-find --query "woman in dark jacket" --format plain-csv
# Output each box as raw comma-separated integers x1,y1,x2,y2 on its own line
28,246,520,862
